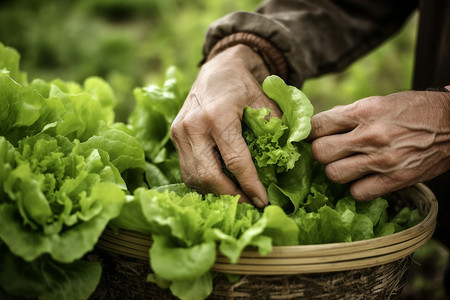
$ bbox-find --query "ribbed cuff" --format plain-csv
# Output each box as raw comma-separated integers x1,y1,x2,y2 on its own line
206,32,288,81
426,86,450,92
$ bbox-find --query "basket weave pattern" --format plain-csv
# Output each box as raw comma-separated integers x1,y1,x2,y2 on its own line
92,184,437,299
88,249,411,300
210,257,411,299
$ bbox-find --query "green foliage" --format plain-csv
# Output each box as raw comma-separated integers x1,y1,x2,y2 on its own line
107,75,424,300
0,0,261,122
0,42,143,299
243,76,314,213
0,241,102,300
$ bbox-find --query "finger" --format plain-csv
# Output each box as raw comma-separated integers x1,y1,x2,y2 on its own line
309,106,359,139
249,91,282,119
188,141,251,203
309,96,383,140
212,118,268,208
171,120,250,203
349,172,410,201
311,131,360,164
324,153,375,184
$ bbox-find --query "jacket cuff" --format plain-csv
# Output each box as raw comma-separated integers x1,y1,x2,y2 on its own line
206,32,288,81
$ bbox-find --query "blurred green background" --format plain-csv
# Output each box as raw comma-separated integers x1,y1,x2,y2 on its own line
0,0,447,298
0,0,417,118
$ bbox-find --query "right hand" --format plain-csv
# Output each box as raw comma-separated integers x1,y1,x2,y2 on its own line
170,45,280,208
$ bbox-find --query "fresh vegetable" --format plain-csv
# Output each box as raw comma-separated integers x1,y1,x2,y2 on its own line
0,42,423,300
0,42,143,299
129,66,186,186
110,75,423,300
241,75,314,214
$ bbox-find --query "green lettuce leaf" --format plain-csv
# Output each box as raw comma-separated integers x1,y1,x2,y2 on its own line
129,66,185,164
242,76,314,214
169,272,213,300
0,137,16,202
79,126,145,174
0,241,101,300
0,182,125,262
262,75,314,144
150,235,216,281
0,42,27,84
267,141,313,214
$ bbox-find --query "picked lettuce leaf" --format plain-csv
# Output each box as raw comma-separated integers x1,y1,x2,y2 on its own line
114,187,300,300
242,76,314,214
168,272,213,300
150,235,216,281
266,141,313,214
262,75,314,144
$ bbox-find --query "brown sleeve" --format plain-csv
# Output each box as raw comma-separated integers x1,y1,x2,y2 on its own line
202,0,418,87
207,32,288,80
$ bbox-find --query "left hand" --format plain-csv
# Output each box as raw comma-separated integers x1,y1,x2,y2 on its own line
309,90,450,201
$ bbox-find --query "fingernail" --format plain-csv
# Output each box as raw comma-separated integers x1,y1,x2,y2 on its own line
252,197,265,208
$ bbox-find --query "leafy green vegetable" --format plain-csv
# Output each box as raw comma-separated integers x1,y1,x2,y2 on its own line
243,76,314,213
129,67,184,163
0,241,102,300
0,42,133,299
0,42,424,300
111,187,300,300
1,173,126,262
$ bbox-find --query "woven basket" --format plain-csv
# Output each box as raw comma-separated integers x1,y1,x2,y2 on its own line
91,183,437,299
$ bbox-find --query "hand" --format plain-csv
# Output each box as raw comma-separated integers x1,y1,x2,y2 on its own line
170,45,281,207
309,90,450,201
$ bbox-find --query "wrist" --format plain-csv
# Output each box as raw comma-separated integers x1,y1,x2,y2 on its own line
208,44,270,83
206,32,288,82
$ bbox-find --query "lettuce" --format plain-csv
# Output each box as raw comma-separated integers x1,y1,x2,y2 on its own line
128,67,186,163
0,133,126,262
243,76,314,213
112,187,299,300
0,241,101,300
128,67,185,185
0,42,136,299
0,42,423,300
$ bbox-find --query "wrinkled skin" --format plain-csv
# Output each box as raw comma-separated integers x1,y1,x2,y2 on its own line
170,45,281,208
310,90,450,201
172,44,450,205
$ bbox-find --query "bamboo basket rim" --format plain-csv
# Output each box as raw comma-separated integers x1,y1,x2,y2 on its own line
96,183,437,274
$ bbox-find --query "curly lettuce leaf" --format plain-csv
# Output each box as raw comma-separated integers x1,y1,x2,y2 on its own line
242,76,314,214
0,64,117,146
0,133,126,262
118,187,298,300
0,182,125,263
0,74,42,143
